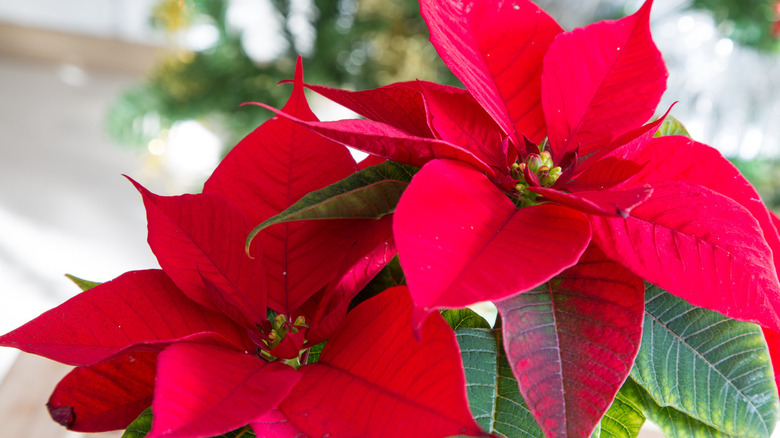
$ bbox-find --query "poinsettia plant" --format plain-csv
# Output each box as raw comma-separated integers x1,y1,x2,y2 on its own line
3,0,780,437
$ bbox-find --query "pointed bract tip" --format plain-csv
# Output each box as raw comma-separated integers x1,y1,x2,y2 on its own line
636,0,654,17
123,174,149,196
294,55,304,85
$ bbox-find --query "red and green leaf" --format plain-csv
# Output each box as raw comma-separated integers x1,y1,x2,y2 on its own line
495,246,645,438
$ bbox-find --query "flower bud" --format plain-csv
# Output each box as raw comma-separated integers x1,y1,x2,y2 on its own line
273,314,287,331
526,154,544,173
540,151,553,168
539,166,562,187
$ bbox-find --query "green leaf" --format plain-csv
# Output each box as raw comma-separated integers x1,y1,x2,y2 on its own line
122,408,257,438
306,341,326,364
599,382,646,438
455,328,544,437
122,408,153,438
65,274,102,291
631,284,779,438
442,308,491,330
622,378,733,437
247,161,417,249
653,115,690,138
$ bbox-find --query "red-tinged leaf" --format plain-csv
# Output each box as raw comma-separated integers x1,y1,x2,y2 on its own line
762,327,780,392
131,180,266,328
249,102,494,175
416,81,508,174
252,409,306,438
529,185,652,217
591,182,780,332
148,343,300,438
0,270,248,366
543,0,667,159
47,352,156,432
495,246,645,438
393,159,591,328
627,135,780,287
306,81,433,138
280,286,485,438
421,0,563,146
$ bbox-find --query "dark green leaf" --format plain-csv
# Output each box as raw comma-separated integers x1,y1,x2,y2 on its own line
622,378,733,437
122,408,257,437
653,115,690,138
599,382,646,438
631,284,779,438
442,308,491,330
65,274,102,291
247,161,417,248
455,328,544,437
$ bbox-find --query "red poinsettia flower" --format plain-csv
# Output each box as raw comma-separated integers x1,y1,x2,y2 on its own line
0,61,481,438
255,1,780,435
259,0,780,331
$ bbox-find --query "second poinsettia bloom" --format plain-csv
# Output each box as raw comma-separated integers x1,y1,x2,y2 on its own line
259,0,780,334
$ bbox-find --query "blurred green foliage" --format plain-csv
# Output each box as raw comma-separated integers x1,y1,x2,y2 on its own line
106,0,457,152
732,158,780,212
691,0,780,52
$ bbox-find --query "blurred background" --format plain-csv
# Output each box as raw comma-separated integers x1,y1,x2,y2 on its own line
0,0,778,436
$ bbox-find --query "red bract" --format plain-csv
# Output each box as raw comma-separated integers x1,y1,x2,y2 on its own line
256,1,780,436
0,60,480,438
